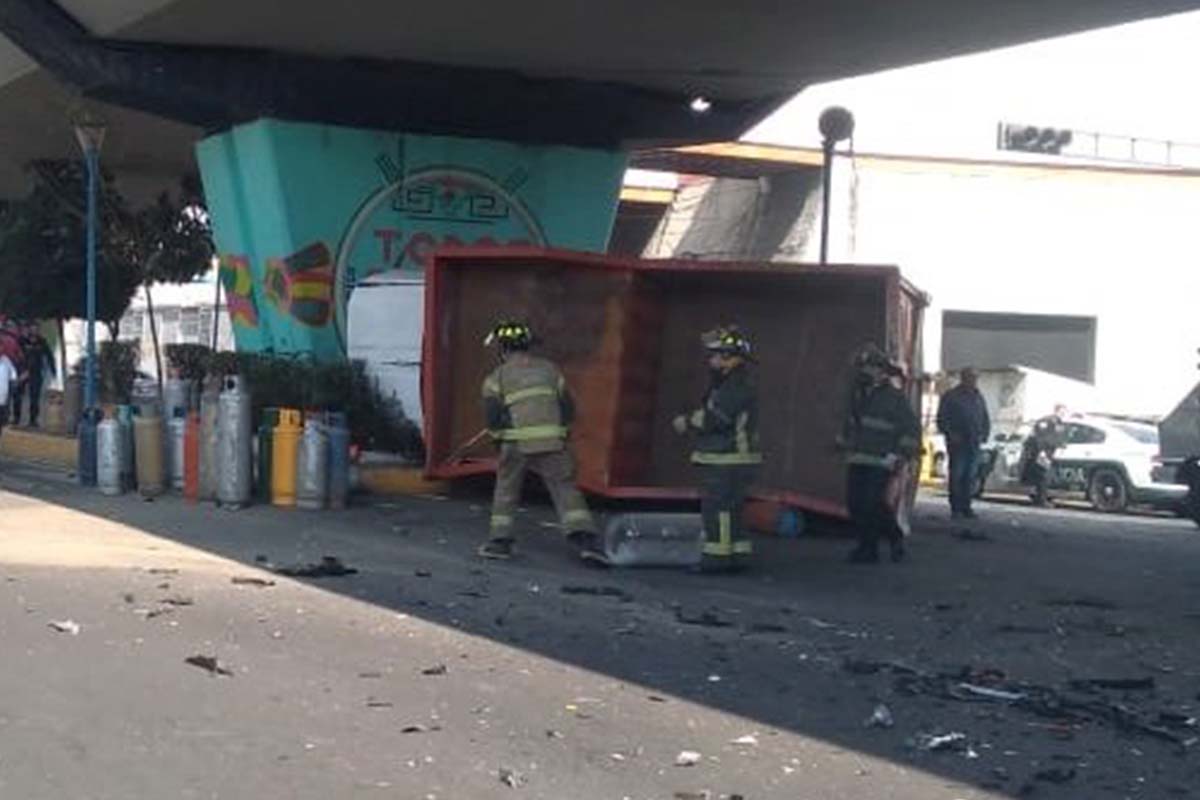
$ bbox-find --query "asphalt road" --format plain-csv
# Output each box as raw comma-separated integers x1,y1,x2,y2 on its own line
2,460,1198,799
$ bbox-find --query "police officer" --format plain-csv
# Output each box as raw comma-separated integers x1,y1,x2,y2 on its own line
1020,406,1066,506
479,320,607,565
673,326,761,574
840,343,921,564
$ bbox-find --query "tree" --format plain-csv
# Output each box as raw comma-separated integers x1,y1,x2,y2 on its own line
0,160,141,370
0,163,213,387
123,176,215,387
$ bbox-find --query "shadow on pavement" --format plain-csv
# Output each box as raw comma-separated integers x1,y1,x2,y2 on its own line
4,460,1200,799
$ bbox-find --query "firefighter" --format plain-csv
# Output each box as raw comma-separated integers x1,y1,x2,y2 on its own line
840,343,921,564
672,325,761,574
479,320,607,565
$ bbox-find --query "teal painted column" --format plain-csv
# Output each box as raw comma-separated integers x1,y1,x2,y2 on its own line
196,119,627,358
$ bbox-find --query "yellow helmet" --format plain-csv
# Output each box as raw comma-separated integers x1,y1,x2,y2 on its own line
483,320,534,350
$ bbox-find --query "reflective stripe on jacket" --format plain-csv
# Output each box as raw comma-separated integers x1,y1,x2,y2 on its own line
688,365,762,466
844,383,921,468
482,354,573,454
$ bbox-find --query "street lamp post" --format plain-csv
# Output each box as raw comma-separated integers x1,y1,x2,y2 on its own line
817,106,855,265
74,114,106,487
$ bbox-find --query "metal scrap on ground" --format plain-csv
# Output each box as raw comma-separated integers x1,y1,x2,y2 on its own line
271,556,358,578
184,655,233,676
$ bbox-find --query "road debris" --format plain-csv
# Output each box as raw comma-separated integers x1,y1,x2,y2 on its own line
366,699,394,708
957,683,1027,702
545,729,564,739
48,619,80,635
160,596,194,607
1034,767,1077,783
953,528,992,542
147,568,179,576
673,792,711,800
401,724,429,733
415,570,432,578
498,767,525,788
676,609,733,628
358,671,383,679
865,704,895,729
272,556,358,578
730,734,759,746
1045,596,1117,610
185,655,233,676
421,664,448,676
746,622,788,634
1068,677,1156,692
915,732,969,752
675,750,703,767
231,577,276,587
560,585,632,601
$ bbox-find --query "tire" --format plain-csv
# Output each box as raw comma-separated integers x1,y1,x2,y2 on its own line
1089,468,1129,514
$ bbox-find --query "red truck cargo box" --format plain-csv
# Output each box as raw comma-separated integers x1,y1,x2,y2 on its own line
423,247,926,519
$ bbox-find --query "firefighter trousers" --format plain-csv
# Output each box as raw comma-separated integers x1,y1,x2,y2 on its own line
489,444,597,540
699,464,756,564
846,464,901,553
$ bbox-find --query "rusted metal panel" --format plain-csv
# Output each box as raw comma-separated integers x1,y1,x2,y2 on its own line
424,247,926,519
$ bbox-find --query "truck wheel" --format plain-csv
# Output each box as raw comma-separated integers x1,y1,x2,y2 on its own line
1089,468,1129,513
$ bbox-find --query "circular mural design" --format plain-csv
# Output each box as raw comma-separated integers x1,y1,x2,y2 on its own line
332,166,547,352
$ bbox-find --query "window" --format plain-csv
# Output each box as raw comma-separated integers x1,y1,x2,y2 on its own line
1065,424,1106,445
1113,422,1158,446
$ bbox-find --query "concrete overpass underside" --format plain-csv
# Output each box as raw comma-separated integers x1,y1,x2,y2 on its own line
0,0,1198,201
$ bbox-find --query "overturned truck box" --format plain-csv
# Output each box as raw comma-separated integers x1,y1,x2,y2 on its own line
423,248,926,519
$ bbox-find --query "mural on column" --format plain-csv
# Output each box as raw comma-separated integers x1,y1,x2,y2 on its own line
197,119,626,359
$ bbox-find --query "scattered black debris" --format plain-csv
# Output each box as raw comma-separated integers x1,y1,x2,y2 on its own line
48,619,81,635
122,593,135,604
358,671,383,679
254,555,269,564
458,590,489,599
1034,767,1077,784
673,792,711,800
1069,677,1156,692
415,570,432,578
647,695,668,703
422,664,448,676
185,655,233,676
366,699,394,708
402,724,430,734
560,585,632,601
273,556,358,578
147,568,179,576
160,596,194,607
674,609,733,628
1045,597,1118,611
231,577,276,587
1159,711,1198,729
545,729,564,739
996,623,1053,635
745,622,788,634
498,767,525,788
953,528,992,542
143,607,174,620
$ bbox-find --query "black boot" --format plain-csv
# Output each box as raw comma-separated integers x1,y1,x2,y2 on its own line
478,538,515,560
889,539,906,563
568,531,610,568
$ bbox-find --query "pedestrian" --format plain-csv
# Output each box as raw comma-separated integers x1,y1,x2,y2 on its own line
477,319,607,565
672,325,761,574
936,366,991,519
0,350,19,441
839,343,921,564
12,323,53,428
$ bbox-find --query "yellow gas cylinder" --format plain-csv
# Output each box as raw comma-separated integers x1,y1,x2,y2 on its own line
271,408,302,507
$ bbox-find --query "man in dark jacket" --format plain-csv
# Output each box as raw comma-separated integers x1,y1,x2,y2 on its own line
936,367,991,519
840,344,921,564
673,325,761,574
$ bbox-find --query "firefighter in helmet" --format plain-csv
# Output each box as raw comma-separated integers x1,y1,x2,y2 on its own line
479,320,607,565
839,343,921,563
673,325,761,573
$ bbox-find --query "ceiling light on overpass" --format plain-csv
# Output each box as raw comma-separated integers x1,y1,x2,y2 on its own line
689,96,713,114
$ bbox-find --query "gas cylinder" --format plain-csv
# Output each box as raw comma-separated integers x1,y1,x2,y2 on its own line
131,377,161,418
326,411,351,510
602,513,705,567
199,386,220,501
167,411,186,491
163,377,188,422
116,404,136,492
133,413,165,497
183,411,200,502
96,417,124,496
270,408,302,507
257,407,279,502
77,407,100,487
296,417,329,510
217,375,254,508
